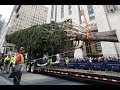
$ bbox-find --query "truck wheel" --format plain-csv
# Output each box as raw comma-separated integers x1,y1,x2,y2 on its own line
26,64,31,72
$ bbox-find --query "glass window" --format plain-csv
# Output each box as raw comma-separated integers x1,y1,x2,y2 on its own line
61,5,64,18
113,5,120,10
87,5,95,21
51,5,54,19
78,5,82,24
105,5,118,13
68,5,72,15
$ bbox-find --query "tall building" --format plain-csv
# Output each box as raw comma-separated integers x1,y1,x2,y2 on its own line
0,19,7,37
0,15,7,37
0,19,4,32
0,5,48,54
47,5,120,58
93,5,120,58
7,5,48,34
0,14,2,20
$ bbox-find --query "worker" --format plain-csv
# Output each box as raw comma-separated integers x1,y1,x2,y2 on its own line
9,54,16,72
0,58,4,72
48,57,52,68
65,57,69,68
4,54,11,73
48,57,52,64
13,47,25,85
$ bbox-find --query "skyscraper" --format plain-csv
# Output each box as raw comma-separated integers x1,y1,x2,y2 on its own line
0,14,2,20
7,5,48,34
47,5,120,58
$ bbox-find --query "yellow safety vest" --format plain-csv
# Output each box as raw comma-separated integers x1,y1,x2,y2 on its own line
48,59,52,63
4,56,11,63
11,56,16,65
10,57,14,63
65,58,69,64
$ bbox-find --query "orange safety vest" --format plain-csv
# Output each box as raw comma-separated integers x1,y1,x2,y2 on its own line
19,54,24,64
16,53,24,64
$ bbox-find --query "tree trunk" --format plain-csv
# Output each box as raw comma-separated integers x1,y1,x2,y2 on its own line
75,30,119,42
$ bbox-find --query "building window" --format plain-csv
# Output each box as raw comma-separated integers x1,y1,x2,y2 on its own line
105,5,120,13
87,5,95,21
116,5,120,10
61,5,64,18
78,5,82,24
51,5,54,19
68,5,72,15
16,14,19,18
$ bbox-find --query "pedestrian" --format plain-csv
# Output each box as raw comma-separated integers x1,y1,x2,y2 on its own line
12,47,25,85
0,56,5,73
65,57,69,68
3,54,11,73
0,58,3,72
48,57,52,64
9,54,15,73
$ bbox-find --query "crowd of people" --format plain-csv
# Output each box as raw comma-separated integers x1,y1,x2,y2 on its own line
0,54,16,74
0,47,26,85
1,50,120,85
64,56,120,63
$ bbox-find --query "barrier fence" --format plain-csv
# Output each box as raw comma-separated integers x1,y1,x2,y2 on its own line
56,61,120,72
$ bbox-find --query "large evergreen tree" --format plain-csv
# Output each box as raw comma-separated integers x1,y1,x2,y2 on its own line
6,21,73,59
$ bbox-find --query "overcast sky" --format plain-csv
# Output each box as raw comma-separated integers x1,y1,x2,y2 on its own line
0,5,14,22
0,5,49,23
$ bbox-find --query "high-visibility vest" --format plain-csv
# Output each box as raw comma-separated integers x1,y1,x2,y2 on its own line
10,57,15,64
15,53,24,64
4,56,11,63
65,58,69,64
19,54,24,64
48,59,52,63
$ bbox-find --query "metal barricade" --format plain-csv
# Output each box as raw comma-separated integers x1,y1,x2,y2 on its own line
105,62,120,72
90,62,105,71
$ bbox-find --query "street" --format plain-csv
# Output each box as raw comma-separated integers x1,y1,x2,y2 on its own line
0,72,87,85
0,75,12,85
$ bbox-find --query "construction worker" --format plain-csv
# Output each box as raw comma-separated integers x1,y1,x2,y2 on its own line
48,57,52,68
0,58,3,72
65,57,69,68
48,57,52,64
13,47,25,85
9,54,16,73
4,54,11,73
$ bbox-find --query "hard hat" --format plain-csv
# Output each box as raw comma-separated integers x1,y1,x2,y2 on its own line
20,47,25,51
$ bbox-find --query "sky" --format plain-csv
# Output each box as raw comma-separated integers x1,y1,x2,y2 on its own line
0,5,14,22
0,5,49,23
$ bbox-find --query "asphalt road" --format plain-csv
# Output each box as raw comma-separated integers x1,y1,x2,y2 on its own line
0,72,88,85
0,75,12,85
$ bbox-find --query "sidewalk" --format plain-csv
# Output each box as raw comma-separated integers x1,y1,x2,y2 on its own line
0,75,13,85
